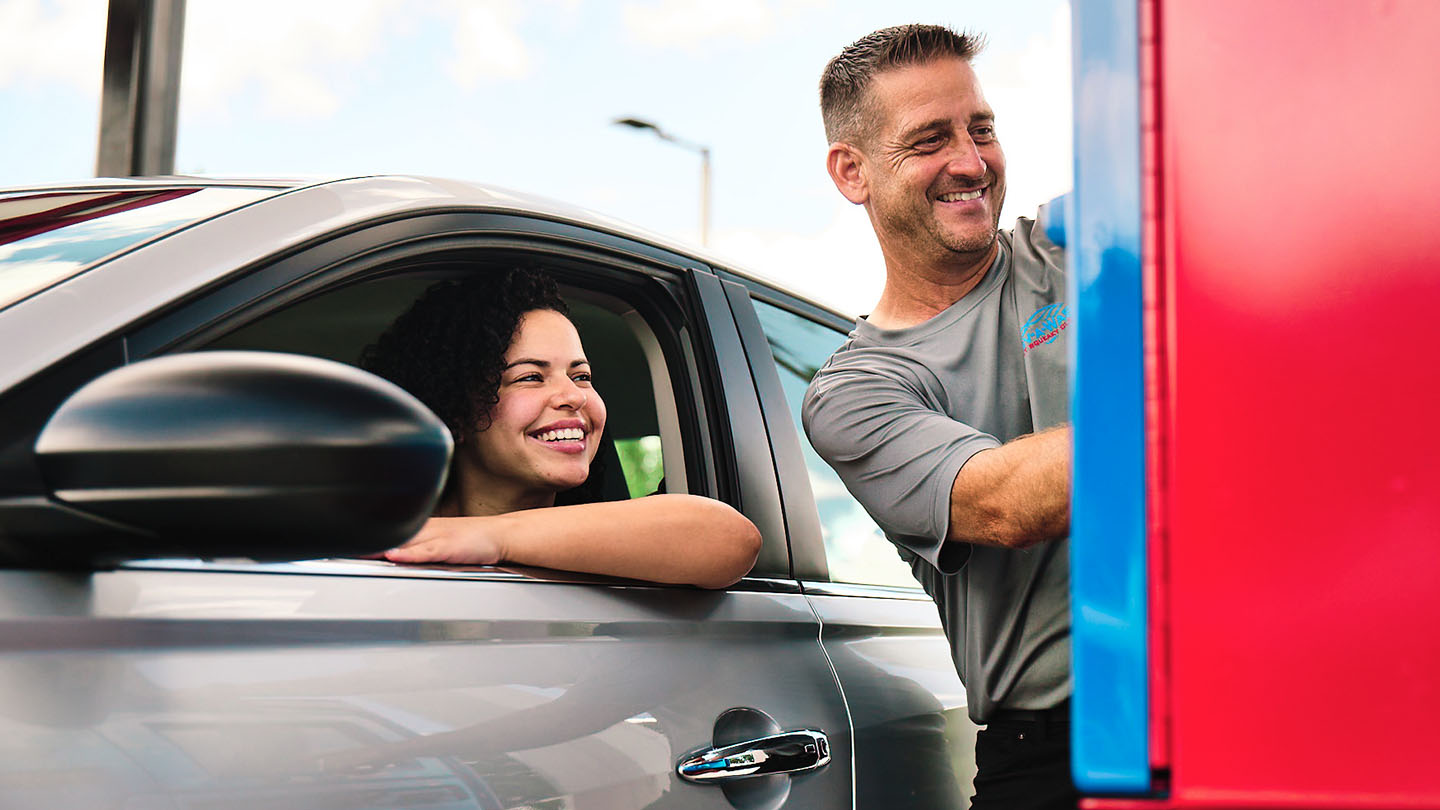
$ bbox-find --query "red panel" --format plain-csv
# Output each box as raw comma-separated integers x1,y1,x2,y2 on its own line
1086,799,1440,810
1159,0,1440,806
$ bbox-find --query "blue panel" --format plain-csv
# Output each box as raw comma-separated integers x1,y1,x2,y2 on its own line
1068,0,1150,794
1041,192,1070,248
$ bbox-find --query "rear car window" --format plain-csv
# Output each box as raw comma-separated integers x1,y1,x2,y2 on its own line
750,298,920,588
0,187,274,310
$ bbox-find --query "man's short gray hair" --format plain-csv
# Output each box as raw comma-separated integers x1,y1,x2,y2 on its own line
819,24,986,145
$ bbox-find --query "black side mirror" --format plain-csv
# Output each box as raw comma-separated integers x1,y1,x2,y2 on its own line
27,351,451,565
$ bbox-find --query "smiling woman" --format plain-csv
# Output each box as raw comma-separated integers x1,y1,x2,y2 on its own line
360,267,761,589
464,307,607,509
361,268,593,513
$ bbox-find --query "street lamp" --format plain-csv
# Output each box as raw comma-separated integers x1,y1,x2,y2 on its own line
613,117,711,246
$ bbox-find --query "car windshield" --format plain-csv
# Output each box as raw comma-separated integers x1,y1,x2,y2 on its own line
0,187,275,311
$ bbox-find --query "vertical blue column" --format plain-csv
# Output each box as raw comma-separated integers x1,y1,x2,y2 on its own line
1068,0,1150,794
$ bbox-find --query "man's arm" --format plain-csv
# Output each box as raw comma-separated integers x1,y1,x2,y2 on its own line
947,425,1070,549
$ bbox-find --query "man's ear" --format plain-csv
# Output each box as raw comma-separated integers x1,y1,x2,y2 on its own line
826,142,869,205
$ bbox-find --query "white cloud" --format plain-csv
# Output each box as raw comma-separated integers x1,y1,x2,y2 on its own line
447,0,532,88
182,0,406,118
976,3,1074,222
1,0,550,113
621,0,825,49
0,0,104,92
182,0,540,120
714,197,884,316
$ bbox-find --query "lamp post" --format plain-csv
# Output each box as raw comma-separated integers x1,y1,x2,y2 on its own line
613,117,711,246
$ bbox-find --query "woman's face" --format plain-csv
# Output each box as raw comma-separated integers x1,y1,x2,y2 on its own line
463,308,607,506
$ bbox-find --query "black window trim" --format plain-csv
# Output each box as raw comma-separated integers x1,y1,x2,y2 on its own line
681,268,791,579
715,276,830,583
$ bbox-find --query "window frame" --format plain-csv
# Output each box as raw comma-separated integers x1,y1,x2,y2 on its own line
109,210,795,586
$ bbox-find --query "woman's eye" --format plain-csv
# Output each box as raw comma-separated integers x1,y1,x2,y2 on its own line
514,372,542,383
573,372,593,384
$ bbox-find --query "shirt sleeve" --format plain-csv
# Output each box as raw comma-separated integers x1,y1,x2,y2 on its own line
802,353,1000,574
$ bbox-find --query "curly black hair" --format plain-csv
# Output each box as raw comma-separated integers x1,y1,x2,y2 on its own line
360,267,569,445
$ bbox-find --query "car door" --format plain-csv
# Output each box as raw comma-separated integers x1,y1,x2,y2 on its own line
0,205,853,809
719,272,983,808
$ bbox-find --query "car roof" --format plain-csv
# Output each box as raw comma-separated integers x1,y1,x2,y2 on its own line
2,176,304,192
1,174,850,321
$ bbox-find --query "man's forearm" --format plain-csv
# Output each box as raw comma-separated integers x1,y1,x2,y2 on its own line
946,425,1071,548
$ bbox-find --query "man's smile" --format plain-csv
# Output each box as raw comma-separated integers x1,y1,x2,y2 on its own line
937,188,986,202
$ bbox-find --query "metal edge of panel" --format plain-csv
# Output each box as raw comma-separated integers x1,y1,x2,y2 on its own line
684,269,790,580
1070,0,1151,794
716,278,830,583
797,581,930,602
116,559,803,593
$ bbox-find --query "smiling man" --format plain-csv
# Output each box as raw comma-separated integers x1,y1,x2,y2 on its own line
802,25,1075,809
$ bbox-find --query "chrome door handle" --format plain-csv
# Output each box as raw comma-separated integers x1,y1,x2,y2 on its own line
676,730,830,783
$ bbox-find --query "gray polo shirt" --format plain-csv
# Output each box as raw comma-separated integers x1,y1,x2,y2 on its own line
801,217,1070,724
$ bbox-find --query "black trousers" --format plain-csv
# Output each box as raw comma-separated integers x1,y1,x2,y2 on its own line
969,713,1079,810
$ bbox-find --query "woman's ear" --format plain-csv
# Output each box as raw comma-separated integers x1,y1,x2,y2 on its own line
826,142,869,205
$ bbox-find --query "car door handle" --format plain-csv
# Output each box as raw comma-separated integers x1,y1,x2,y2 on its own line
676,729,830,783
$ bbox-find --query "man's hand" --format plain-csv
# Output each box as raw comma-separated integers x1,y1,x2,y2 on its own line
383,516,506,565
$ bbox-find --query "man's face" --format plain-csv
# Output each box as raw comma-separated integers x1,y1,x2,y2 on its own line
858,57,1006,265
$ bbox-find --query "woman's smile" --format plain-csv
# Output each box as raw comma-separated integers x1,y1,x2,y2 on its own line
529,418,590,454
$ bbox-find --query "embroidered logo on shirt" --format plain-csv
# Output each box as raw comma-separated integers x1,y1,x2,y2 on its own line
1022,303,1069,353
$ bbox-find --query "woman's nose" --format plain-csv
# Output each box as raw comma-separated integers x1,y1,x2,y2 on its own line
552,381,587,410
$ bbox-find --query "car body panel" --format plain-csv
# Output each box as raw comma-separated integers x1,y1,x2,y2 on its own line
804,589,978,809
0,563,852,809
0,186,279,310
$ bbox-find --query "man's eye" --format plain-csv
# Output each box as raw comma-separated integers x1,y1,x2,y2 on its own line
916,135,945,150
972,126,997,141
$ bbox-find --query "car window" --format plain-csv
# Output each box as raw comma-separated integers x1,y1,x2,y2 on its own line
204,271,677,504
749,298,918,588
116,216,789,580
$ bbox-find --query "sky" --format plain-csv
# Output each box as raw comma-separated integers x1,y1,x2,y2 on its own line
0,0,1072,314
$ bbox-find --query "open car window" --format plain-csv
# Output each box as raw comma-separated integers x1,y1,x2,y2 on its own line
202,270,684,507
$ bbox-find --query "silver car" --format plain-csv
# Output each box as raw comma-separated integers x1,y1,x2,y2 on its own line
0,176,978,810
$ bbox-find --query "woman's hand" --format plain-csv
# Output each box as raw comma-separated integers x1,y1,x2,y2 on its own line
383,516,506,565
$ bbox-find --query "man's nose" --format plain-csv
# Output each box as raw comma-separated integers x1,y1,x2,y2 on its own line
945,138,988,179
